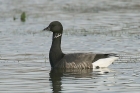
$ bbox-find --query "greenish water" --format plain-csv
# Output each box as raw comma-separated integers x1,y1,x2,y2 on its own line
0,0,140,93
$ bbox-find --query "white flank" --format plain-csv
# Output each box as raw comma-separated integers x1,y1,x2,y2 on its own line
92,57,118,68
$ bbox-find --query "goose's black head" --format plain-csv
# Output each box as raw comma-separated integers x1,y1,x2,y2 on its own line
43,21,63,33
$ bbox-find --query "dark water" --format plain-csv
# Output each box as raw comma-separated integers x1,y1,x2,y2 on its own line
0,0,140,93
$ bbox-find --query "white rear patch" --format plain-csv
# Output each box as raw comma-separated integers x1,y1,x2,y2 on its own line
54,33,62,38
92,57,118,68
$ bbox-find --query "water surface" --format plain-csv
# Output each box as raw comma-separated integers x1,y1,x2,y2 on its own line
0,0,140,93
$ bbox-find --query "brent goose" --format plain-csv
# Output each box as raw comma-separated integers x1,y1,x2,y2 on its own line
43,21,118,69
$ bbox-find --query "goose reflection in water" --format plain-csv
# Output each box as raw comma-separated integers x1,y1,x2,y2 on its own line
49,68,111,93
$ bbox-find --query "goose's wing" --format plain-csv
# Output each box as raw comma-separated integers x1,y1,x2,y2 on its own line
55,53,113,69
55,53,118,68
55,53,95,68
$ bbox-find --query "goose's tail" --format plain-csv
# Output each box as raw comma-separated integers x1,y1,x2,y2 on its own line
92,54,119,68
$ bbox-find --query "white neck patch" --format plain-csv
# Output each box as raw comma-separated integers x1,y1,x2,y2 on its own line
54,33,62,38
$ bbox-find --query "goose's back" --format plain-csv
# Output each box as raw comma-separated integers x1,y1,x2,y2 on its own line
54,53,96,69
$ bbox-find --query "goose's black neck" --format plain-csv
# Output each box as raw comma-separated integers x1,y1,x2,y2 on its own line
49,33,64,68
